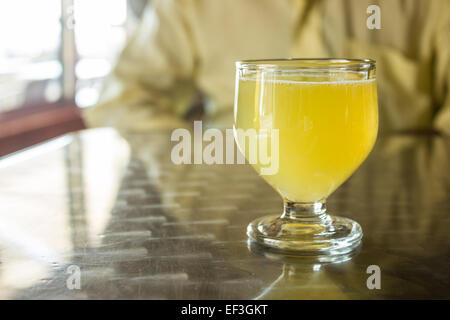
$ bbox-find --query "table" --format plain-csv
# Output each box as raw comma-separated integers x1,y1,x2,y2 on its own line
0,128,448,299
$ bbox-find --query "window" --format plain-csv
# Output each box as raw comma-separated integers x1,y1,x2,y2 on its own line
0,0,140,156
74,0,130,108
0,0,62,112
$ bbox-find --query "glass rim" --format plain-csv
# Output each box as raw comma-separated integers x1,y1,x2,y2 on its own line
236,58,376,72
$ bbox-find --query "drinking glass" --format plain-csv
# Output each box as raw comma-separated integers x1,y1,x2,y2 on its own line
234,59,378,255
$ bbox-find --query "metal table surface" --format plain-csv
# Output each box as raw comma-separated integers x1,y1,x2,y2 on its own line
0,128,448,299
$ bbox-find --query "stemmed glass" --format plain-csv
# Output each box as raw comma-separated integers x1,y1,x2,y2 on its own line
234,59,378,256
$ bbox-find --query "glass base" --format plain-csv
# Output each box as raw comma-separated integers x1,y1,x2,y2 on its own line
247,214,362,256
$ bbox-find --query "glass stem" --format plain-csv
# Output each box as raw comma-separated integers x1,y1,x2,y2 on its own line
281,199,329,223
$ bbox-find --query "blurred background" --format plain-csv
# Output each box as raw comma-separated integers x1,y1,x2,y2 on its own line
0,0,146,155
1,0,448,156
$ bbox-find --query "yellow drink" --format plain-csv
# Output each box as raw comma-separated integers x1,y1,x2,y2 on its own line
235,75,378,202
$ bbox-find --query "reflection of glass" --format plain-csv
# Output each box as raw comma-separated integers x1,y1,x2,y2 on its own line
234,59,378,256
248,241,358,299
